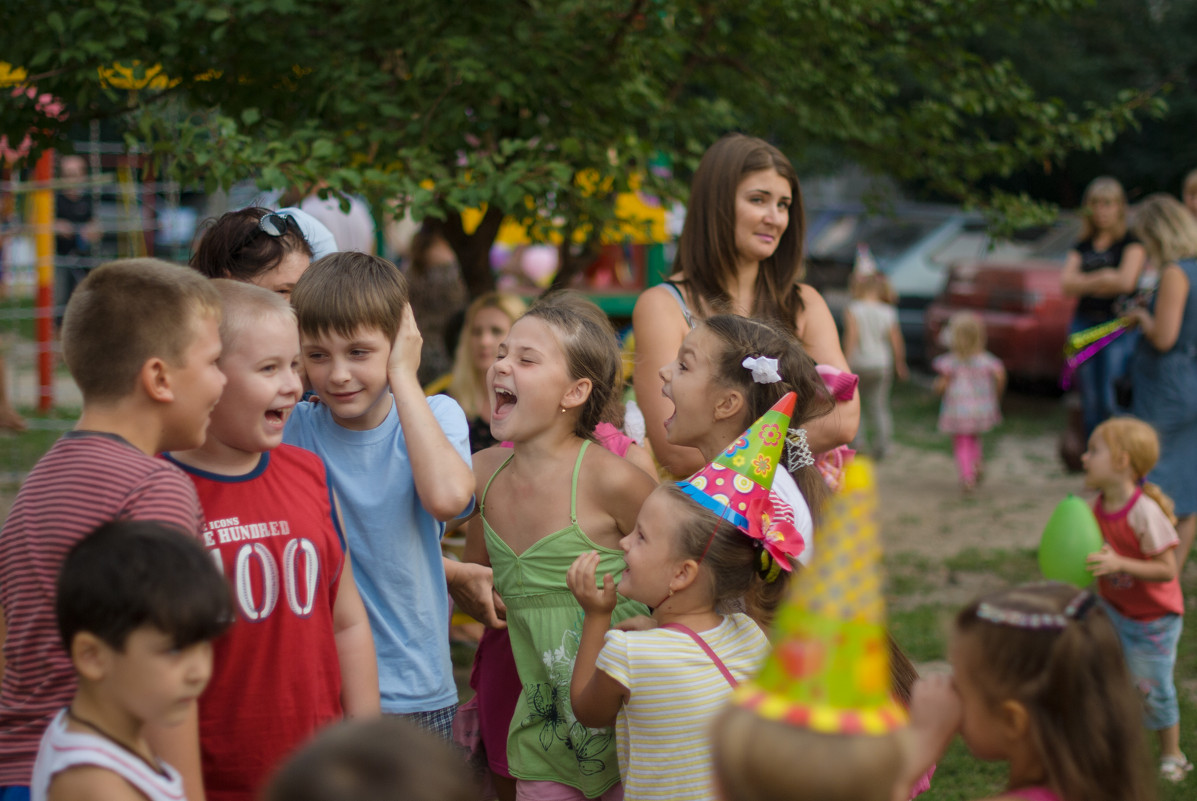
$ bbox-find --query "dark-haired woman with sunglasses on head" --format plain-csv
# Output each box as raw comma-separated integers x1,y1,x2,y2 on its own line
191,207,315,301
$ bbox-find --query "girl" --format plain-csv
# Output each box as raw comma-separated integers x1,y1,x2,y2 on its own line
843,271,908,460
191,207,315,300
933,311,1005,491
657,313,836,536
1060,176,1146,437
566,479,782,801
895,582,1154,801
1081,417,1188,782
468,292,657,801
633,133,859,479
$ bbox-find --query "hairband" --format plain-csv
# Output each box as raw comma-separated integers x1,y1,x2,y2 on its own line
742,355,782,384
975,589,1097,630
784,427,815,472
755,546,783,583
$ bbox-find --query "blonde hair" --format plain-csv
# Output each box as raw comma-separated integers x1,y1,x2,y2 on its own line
955,582,1154,801
947,311,986,359
62,258,222,403
1131,192,1197,266
447,292,527,418
210,279,295,357
1093,417,1177,524
1079,176,1128,241
849,273,896,304
292,252,408,342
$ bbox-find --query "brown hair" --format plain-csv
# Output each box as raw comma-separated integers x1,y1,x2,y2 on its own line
673,134,807,331
1093,417,1177,524
947,310,986,360
210,279,295,357
264,717,476,801
190,207,312,282
62,258,221,403
447,292,528,418
955,583,1154,801
658,483,790,628
1132,192,1197,266
1079,176,1128,241
291,252,408,341
521,291,622,440
712,706,901,801
700,315,835,520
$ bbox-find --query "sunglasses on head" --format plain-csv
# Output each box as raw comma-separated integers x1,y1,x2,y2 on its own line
258,212,301,238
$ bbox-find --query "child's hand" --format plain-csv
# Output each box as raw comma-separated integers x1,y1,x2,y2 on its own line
908,674,963,745
567,551,618,616
1086,544,1123,577
387,303,423,380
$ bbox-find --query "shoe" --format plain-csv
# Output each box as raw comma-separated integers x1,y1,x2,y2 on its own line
1160,754,1193,783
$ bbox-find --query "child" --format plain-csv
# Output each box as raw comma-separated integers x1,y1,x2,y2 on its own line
468,291,657,800
933,311,1005,491
264,718,476,801
31,520,233,801
165,280,380,800
657,313,836,557
1081,417,1188,782
282,252,474,737
843,271,907,460
895,582,1154,801
0,258,226,799
566,394,806,801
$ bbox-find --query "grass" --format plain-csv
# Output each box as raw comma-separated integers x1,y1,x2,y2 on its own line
0,407,77,485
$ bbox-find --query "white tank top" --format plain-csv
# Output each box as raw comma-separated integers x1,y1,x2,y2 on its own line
30,709,187,801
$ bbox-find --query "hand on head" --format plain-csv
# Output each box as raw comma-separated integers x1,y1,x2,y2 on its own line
387,303,423,380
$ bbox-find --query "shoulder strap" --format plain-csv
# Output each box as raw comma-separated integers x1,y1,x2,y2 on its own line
569,440,589,524
662,622,737,687
660,281,696,329
480,452,515,515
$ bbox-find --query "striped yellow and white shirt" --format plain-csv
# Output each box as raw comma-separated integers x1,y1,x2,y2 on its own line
595,613,769,801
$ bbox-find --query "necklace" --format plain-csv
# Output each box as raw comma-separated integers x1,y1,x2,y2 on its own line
65,707,168,777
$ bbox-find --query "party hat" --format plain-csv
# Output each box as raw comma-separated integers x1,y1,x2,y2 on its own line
734,458,907,735
853,243,878,277
677,392,806,568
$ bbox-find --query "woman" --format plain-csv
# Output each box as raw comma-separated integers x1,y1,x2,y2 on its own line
633,133,859,478
444,292,528,453
1060,177,1147,438
1127,193,1197,572
190,206,315,300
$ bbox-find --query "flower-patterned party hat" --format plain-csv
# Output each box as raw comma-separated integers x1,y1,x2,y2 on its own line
733,458,907,734
677,392,806,569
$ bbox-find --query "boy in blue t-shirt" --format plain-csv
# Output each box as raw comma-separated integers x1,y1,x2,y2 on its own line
283,252,475,738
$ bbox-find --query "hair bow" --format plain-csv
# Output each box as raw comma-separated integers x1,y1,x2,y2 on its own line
742,355,782,384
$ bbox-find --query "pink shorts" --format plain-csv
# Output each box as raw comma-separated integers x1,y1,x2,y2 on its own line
515,780,623,801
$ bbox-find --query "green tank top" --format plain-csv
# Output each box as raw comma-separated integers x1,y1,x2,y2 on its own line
481,440,648,794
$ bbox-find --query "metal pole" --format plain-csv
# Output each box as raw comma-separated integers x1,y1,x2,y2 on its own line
33,149,53,411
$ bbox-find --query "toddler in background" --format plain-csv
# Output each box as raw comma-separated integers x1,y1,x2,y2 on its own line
1082,417,1188,782
32,520,232,801
896,582,1154,801
843,268,907,460
933,311,1005,491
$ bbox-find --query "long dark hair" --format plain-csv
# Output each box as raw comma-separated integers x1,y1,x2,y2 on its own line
673,134,806,330
191,206,312,282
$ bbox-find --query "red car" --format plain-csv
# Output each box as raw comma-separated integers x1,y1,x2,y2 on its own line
925,258,1077,383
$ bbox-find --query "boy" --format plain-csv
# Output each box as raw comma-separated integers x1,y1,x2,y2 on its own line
165,280,380,801
0,259,225,799
31,520,233,801
284,253,474,736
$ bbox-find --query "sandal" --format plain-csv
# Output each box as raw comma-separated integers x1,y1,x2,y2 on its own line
1160,754,1193,783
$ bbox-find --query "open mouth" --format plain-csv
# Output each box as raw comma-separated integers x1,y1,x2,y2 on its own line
493,387,517,416
265,406,291,425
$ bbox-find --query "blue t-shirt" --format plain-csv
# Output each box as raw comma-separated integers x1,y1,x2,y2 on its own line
283,394,472,713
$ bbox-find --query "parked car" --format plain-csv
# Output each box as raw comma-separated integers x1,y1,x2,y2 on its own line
924,256,1078,384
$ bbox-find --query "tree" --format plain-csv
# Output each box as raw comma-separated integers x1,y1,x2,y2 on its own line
0,0,1164,294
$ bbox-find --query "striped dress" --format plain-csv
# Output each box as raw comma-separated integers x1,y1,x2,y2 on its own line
595,614,769,801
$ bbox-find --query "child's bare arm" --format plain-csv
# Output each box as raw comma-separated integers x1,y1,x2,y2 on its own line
1087,544,1177,582
145,703,205,801
388,305,474,520
446,559,506,628
993,361,1007,398
891,675,960,801
332,556,382,717
933,374,948,395
841,309,858,362
48,765,149,801
889,322,909,381
566,552,628,728
624,442,659,482
605,459,658,538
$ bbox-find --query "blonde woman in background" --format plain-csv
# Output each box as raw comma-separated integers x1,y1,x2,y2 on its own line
1060,177,1146,437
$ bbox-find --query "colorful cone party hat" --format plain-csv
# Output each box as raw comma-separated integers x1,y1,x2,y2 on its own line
734,458,907,735
677,393,806,568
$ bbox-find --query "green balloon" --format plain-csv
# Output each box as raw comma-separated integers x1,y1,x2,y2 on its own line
1038,494,1103,588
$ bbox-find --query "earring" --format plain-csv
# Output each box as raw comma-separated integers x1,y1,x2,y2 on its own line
560,406,566,414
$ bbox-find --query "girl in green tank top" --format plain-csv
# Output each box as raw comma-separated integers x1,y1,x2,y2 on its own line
467,294,657,799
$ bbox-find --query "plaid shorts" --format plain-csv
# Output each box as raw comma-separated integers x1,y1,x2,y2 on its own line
397,703,458,741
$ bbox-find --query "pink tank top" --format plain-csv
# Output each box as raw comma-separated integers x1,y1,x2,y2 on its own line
1010,787,1061,801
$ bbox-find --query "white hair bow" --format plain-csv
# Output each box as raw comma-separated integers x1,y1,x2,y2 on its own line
741,355,782,384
